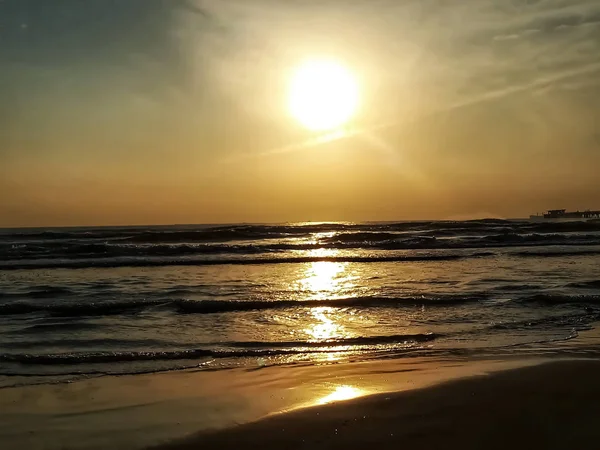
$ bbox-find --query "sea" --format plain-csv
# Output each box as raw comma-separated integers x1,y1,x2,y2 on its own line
1,219,600,388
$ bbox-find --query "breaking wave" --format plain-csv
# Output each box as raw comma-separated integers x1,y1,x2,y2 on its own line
0,333,440,365
0,294,487,316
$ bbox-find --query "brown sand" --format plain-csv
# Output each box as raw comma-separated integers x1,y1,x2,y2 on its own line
1,356,540,450
158,360,600,450
1,357,598,449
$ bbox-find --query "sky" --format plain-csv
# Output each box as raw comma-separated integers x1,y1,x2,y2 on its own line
1,0,599,227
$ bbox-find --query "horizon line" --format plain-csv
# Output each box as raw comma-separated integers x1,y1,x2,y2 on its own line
0,217,534,230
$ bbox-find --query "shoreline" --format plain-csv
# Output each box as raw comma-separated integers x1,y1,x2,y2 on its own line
0,355,552,450
158,359,600,450
3,325,600,450
3,324,600,450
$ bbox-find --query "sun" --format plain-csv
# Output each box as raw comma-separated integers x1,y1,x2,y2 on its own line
288,59,359,132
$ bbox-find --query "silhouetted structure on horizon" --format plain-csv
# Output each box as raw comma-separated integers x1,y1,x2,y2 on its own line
530,209,600,220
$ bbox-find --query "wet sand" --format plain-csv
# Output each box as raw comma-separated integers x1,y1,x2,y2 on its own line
0,357,540,450
158,360,600,450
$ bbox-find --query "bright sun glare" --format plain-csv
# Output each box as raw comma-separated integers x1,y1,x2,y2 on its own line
318,385,364,405
289,59,359,132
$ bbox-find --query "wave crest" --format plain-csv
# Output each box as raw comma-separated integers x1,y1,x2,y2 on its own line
0,294,485,317
0,333,440,365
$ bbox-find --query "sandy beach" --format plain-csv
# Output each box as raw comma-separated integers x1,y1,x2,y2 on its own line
159,359,600,450
0,356,538,450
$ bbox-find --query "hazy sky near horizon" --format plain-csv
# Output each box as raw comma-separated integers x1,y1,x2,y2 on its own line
1,0,599,227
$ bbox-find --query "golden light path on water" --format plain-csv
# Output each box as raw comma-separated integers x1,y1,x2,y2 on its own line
301,259,349,355
293,253,374,406
298,249,353,345
304,307,341,341
259,247,430,370
297,247,359,300
295,250,360,362
300,261,347,298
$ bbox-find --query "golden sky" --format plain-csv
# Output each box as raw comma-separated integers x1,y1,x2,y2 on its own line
1,0,599,227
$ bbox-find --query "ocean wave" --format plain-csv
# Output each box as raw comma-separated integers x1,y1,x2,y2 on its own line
524,294,600,305
229,333,441,348
488,312,597,331
0,333,439,365
9,322,101,333
512,249,600,258
0,252,494,270
0,294,485,317
3,219,600,245
6,337,168,349
523,221,600,233
565,280,600,289
5,244,599,271
121,227,303,243
0,300,163,316
0,285,75,299
173,295,484,314
3,230,600,263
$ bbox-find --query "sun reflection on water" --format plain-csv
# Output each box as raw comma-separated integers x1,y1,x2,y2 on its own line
318,385,364,404
290,254,364,363
298,248,358,301
301,261,346,297
304,307,345,340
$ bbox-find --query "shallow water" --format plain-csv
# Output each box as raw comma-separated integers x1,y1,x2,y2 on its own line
1,220,600,387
